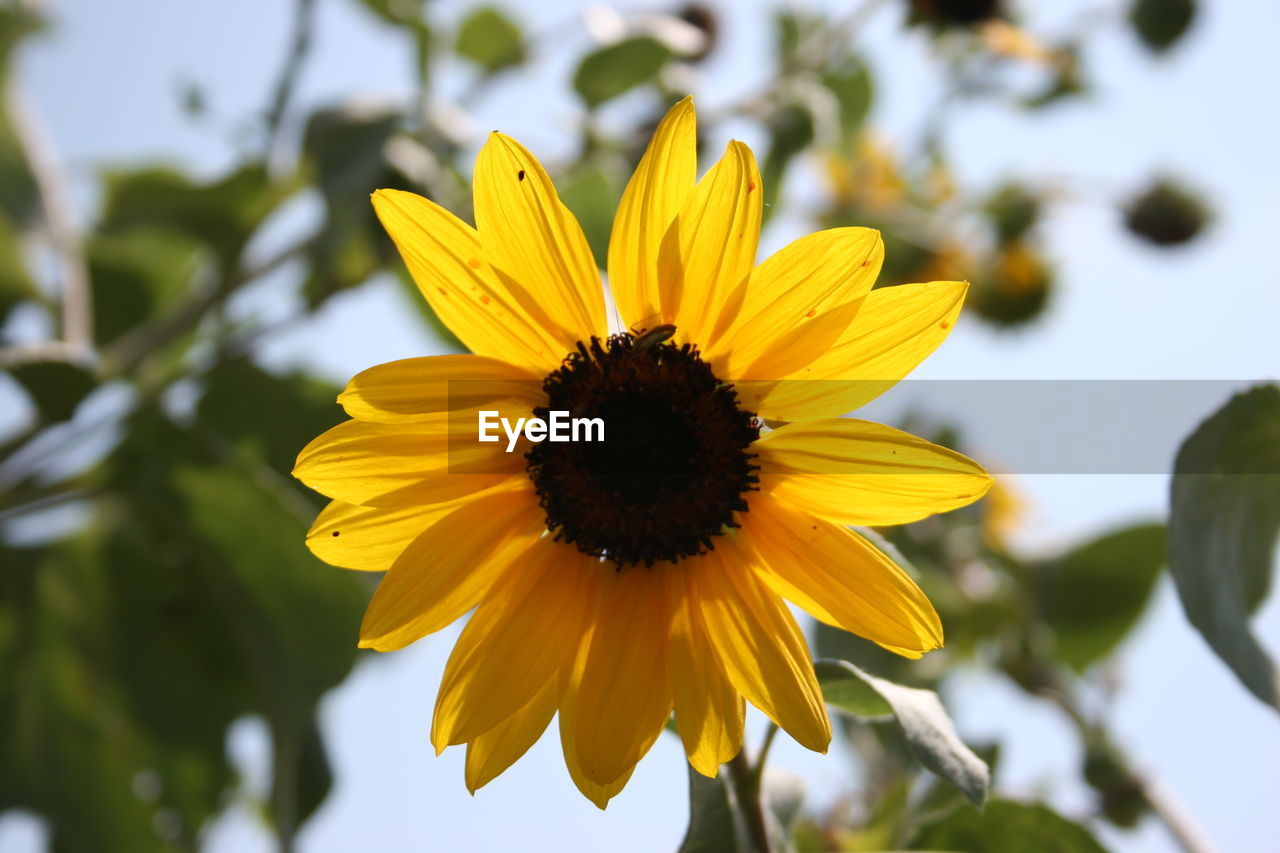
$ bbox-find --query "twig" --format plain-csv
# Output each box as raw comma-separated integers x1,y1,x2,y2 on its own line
4,78,92,354
728,749,773,853
264,0,318,167
1137,775,1220,853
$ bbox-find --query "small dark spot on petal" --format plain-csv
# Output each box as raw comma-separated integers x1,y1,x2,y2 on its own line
940,321,951,329
861,259,872,267
747,181,756,192
480,294,491,305
332,530,340,537
517,170,526,181
805,309,816,318
468,257,482,270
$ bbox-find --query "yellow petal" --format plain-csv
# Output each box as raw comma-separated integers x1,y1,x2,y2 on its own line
740,494,943,657
756,418,992,526
609,96,697,329
433,541,596,749
306,500,451,572
371,189,566,373
735,281,967,420
707,227,883,372
464,680,558,794
559,710,636,810
667,141,762,346
358,484,544,650
292,418,521,508
473,133,606,347
667,568,744,777
339,355,542,424
563,565,673,785
693,544,831,753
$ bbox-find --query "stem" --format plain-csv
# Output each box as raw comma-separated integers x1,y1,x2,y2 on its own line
5,78,92,353
264,0,317,165
1137,775,1219,853
728,749,772,853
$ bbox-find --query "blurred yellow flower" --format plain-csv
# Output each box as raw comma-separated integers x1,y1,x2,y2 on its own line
292,97,990,807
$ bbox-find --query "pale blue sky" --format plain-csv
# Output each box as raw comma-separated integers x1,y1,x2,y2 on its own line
3,1,1278,851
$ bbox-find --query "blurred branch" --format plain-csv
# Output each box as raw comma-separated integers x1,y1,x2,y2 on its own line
1138,776,1220,853
728,749,773,853
265,0,318,167
3,78,93,355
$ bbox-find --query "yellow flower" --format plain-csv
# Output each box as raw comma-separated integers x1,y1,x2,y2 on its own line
292,97,991,808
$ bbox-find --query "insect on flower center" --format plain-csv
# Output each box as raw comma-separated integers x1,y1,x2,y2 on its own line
525,328,759,568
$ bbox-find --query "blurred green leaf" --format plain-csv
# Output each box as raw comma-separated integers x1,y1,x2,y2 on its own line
822,56,873,143
6,359,96,422
1038,523,1166,671
1169,384,1280,711
815,659,988,806
1130,0,1196,54
87,228,202,346
558,165,614,268
911,799,1111,852
99,163,288,270
573,37,670,109
197,358,344,479
678,765,752,853
813,659,892,717
761,102,814,219
456,6,525,74
0,105,39,226
0,215,35,324
984,182,1040,246
1125,177,1210,247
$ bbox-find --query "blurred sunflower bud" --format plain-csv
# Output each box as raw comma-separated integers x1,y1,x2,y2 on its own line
970,240,1052,327
1129,0,1197,54
675,3,718,62
907,0,1004,29
981,476,1026,552
1083,740,1148,828
825,135,908,214
1124,178,1210,247
984,182,1040,246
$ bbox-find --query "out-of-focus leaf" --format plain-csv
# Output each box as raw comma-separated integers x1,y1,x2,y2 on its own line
761,102,814,219
1038,523,1166,671
970,240,1052,328
558,165,614,268
1130,0,1196,54
0,216,35,323
197,358,344,479
813,659,892,717
984,182,1039,246
822,56,873,143
911,799,1111,852
6,360,96,422
1169,384,1280,711
99,163,288,270
814,659,988,805
0,107,39,226
1125,177,1210,247
455,6,525,73
87,228,202,346
678,765,751,853
573,37,670,108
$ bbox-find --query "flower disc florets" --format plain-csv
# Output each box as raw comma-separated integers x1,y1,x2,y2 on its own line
525,331,759,567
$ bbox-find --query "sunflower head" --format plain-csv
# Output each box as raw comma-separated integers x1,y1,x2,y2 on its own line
293,96,991,807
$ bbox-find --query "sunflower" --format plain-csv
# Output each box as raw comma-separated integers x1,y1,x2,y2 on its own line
292,97,990,807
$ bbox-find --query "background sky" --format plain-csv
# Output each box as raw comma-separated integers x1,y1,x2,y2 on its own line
2,0,1278,851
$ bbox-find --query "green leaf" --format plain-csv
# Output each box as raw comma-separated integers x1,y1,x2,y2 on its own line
0,216,35,324
814,659,988,806
6,359,96,422
678,765,752,853
0,103,39,226
761,103,814,220
99,163,288,270
557,165,614,268
456,6,525,73
197,358,345,480
822,56,873,143
1130,0,1196,54
87,228,202,346
573,37,671,109
1169,384,1280,710
813,659,892,717
1038,523,1166,671
912,800,1112,852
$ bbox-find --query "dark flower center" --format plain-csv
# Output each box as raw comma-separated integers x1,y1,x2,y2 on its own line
525,331,759,568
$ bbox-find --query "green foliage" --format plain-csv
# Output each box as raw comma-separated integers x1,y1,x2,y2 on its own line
455,6,525,74
678,766,753,853
87,228,202,346
7,359,96,422
1169,384,1280,710
1125,177,1210,247
1037,524,1167,671
558,165,615,268
984,182,1040,246
816,659,989,806
0,216,35,324
1130,0,1197,54
573,37,671,109
823,56,874,144
911,799,1111,852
